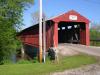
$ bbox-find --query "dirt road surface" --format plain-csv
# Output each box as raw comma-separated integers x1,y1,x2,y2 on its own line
51,44,100,75
51,64,100,75
57,43,100,56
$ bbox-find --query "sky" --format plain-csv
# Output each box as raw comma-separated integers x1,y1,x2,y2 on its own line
22,0,100,29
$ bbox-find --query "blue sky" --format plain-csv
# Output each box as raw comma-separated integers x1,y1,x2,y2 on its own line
23,0,100,29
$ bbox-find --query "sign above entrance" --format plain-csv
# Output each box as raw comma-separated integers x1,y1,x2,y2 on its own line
69,15,77,20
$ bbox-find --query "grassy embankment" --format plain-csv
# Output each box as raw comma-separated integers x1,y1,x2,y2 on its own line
0,54,97,75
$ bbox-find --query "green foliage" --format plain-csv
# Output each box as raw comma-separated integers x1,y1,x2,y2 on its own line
0,54,97,75
90,29,100,46
90,22,100,40
90,41,100,46
17,59,32,64
33,57,39,63
90,29,100,40
2,59,13,65
17,58,39,64
0,0,34,63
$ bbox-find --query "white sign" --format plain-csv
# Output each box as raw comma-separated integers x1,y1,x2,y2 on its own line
69,15,77,20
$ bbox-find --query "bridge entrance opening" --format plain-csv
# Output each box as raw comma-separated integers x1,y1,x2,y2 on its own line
58,22,85,44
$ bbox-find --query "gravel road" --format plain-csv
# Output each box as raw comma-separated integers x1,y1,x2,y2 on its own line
57,43,100,56
51,44,100,75
51,64,100,75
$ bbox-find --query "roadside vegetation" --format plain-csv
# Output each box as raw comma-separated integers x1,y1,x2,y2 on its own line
0,0,34,64
90,29,100,46
0,54,97,75
90,23,100,46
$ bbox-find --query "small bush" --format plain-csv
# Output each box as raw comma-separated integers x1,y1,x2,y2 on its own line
17,59,32,64
33,57,39,63
2,60,13,65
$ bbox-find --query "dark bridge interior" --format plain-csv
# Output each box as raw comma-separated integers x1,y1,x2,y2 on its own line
58,22,85,44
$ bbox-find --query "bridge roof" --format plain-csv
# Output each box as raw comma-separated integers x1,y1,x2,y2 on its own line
52,10,90,23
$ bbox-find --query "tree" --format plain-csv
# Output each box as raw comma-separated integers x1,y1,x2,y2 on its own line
90,22,100,40
90,29,100,40
32,11,39,24
0,0,34,64
32,11,47,24
90,22,100,32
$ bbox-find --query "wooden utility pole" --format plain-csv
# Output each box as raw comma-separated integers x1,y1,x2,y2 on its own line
43,15,46,63
39,0,43,63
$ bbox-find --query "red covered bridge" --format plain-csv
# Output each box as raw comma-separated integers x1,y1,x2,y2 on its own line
18,10,90,58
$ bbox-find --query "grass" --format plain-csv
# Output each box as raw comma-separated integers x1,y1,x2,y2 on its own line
90,41,100,46
0,54,97,75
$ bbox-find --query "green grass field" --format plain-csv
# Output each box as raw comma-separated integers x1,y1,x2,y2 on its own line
0,54,97,75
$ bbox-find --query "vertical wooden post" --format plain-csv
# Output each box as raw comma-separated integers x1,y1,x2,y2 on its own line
21,45,25,59
53,22,58,47
43,15,46,63
86,23,90,46
39,0,43,63
53,22,59,63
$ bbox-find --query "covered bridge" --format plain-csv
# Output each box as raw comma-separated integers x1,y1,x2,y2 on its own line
18,10,90,59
